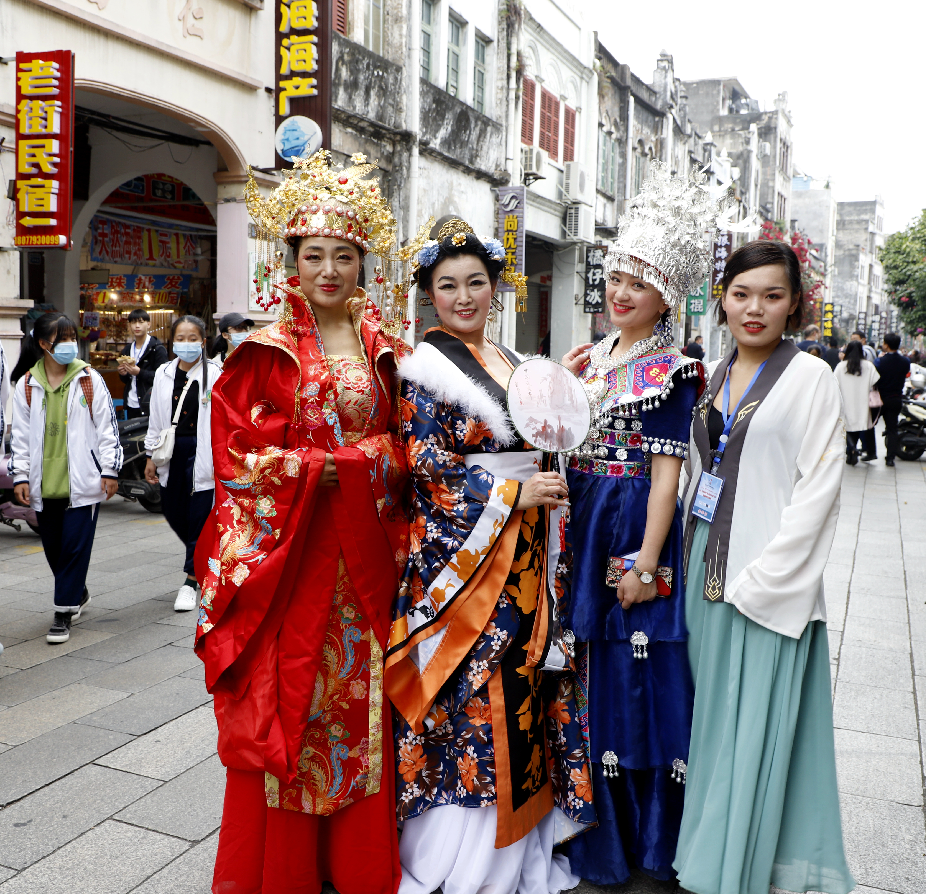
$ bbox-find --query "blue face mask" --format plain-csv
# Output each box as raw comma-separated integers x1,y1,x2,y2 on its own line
174,342,203,363
48,342,78,366
229,331,249,348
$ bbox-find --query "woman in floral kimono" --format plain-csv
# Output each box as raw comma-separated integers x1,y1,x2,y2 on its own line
385,219,595,894
195,152,409,894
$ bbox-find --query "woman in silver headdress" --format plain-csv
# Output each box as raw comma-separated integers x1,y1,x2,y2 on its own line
558,162,719,884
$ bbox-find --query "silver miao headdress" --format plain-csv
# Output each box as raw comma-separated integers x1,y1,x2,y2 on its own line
607,161,749,309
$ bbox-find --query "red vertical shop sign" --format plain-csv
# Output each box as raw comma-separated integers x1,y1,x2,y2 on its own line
14,50,75,249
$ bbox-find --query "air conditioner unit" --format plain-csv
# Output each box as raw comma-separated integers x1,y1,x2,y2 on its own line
759,141,772,158
564,203,595,243
563,161,593,205
521,145,548,181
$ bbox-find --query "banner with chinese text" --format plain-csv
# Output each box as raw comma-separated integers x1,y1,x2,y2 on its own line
822,302,834,337
89,216,201,270
496,186,526,293
687,279,708,316
274,0,332,167
711,233,733,303
14,50,75,249
583,246,606,313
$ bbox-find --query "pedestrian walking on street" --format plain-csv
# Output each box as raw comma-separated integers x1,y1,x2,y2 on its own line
0,339,9,658
875,332,910,467
835,340,880,465
797,323,823,353
144,316,220,612
116,308,168,419
823,335,841,370
674,240,854,894
684,334,705,359
209,311,254,367
9,314,123,644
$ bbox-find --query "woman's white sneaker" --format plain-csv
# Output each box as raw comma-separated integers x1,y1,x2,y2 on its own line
174,584,198,612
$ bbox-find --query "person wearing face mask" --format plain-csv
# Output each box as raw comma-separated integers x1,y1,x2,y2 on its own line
674,240,854,894
386,219,594,894
195,152,411,894
556,163,713,885
210,312,254,366
9,313,123,644
143,315,222,612
117,308,168,418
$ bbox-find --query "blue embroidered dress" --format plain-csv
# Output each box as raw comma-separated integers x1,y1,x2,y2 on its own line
559,332,705,884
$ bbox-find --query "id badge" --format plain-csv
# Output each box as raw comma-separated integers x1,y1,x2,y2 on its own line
691,471,724,523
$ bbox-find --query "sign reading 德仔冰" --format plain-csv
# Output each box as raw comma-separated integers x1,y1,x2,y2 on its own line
583,246,606,314
274,0,331,167
14,50,75,249
497,186,526,294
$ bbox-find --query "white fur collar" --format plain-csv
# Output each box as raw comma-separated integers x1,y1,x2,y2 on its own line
398,341,518,445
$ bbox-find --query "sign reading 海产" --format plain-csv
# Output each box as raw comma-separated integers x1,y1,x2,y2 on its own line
274,0,332,167
710,232,733,304
583,246,606,314
496,186,526,293
14,50,75,249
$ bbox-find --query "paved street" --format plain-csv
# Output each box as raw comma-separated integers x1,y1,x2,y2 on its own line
0,452,924,893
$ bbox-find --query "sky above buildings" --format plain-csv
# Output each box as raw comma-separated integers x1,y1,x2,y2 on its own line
595,0,924,235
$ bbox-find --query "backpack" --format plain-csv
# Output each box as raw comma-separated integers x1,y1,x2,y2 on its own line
24,371,95,423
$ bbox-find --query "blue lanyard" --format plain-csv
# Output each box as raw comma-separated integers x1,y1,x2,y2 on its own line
713,351,766,468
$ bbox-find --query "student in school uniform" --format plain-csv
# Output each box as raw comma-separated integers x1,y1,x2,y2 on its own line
10,313,123,644
117,308,169,418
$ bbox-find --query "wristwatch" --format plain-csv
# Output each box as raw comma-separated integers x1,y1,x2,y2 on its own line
631,565,655,585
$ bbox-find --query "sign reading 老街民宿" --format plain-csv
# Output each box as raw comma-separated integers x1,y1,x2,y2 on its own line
584,246,606,314
14,50,75,249
274,0,331,167
497,186,526,293
687,279,709,317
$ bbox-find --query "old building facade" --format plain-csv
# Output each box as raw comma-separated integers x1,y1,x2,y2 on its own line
834,197,886,339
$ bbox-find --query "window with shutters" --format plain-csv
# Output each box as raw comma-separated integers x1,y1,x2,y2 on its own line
364,0,383,55
521,78,535,145
597,129,617,194
563,105,576,163
538,88,559,160
446,17,462,97
633,149,645,197
334,0,348,35
473,36,487,114
421,0,434,81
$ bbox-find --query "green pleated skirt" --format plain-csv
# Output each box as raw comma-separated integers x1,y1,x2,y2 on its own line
673,521,855,894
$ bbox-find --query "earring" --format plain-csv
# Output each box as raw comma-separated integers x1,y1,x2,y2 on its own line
491,295,504,313
653,316,674,347
418,292,433,307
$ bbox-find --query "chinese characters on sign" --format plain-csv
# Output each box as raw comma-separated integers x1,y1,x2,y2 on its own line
274,0,330,166
496,186,526,292
89,216,201,270
583,246,606,314
687,279,708,317
822,302,835,337
14,50,75,249
711,232,733,303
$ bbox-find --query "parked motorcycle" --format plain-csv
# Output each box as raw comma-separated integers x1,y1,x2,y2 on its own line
896,396,926,462
0,451,39,534
906,363,926,399
116,414,161,513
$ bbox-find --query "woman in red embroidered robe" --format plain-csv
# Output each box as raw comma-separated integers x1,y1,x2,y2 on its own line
194,153,409,894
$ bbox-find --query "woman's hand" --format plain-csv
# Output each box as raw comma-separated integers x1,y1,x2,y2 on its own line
118,363,141,377
561,343,594,375
13,483,29,507
515,472,569,509
617,569,659,610
320,453,339,487
144,459,159,485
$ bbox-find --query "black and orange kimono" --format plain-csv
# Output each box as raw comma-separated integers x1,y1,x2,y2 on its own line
194,279,409,894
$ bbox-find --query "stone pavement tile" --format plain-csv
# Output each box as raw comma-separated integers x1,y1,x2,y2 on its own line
85,644,201,693
0,585,44,608
116,753,225,841
913,637,926,678
840,793,926,894
0,607,56,641
129,831,219,894
841,615,909,652
88,562,183,589
180,662,205,682
155,611,198,629
0,722,133,806
834,728,923,806
846,592,911,623
0,627,114,670
77,676,209,736
826,628,841,663
0,657,109,707
907,611,926,643
90,579,183,611
849,573,906,598
80,599,175,635
836,643,912,691
833,681,918,740
915,676,926,720
1,575,54,597
96,704,217,781
0,682,127,745
68,621,188,663
0,820,188,894
827,546,860,567
824,562,853,582
0,764,160,870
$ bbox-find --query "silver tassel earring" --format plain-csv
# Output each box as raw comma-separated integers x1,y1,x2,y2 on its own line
602,751,620,779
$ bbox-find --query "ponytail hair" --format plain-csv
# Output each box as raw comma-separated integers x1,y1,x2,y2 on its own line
11,312,79,383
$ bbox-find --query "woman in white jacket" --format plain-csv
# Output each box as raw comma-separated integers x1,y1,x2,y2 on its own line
834,340,880,465
144,316,221,612
673,241,854,894
10,313,122,644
